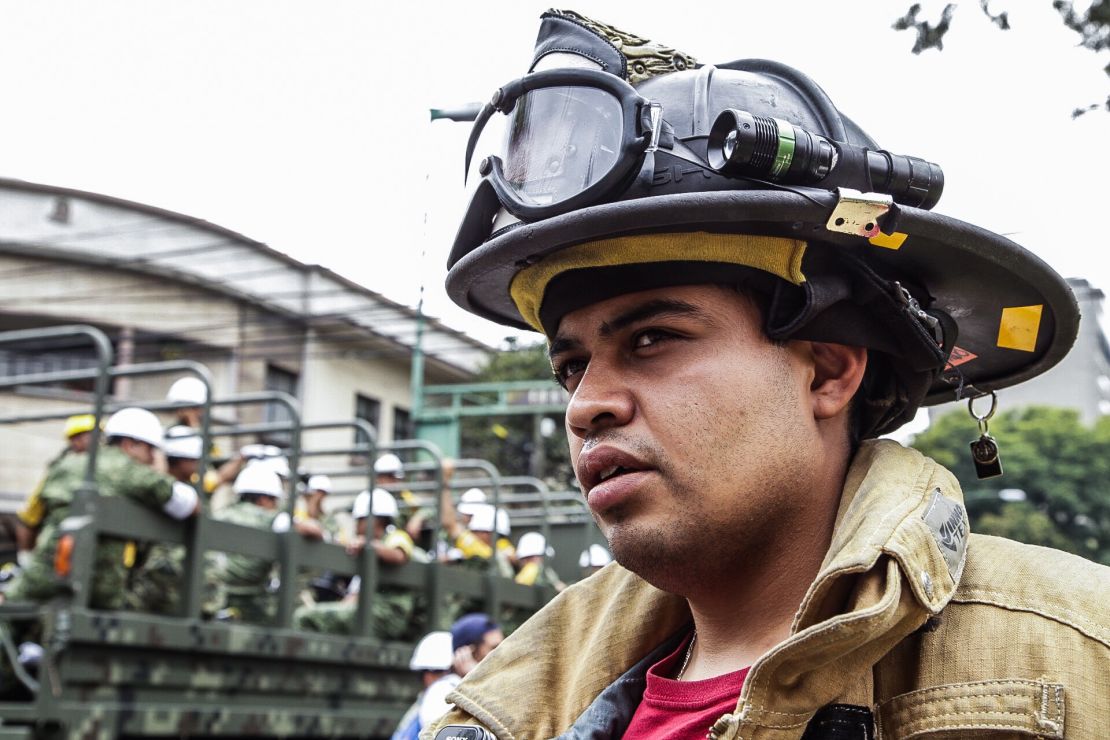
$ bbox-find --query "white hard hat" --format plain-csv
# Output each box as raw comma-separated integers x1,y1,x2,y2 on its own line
104,408,164,449
351,490,371,519
371,488,399,518
409,631,453,671
460,487,487,504
458,502,481,517
255,454,291,479
496,507,511,537
306,474,332,493
579,544,613,569
374,453,404,478
163,426,202,460
166,377,208,405
233,465,284,498
516,531,553,559
467,504,496,533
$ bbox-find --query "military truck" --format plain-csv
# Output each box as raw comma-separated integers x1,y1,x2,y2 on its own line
0,325,600,739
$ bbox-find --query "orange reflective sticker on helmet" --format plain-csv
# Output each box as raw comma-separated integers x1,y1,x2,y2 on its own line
997,305,1043,352
869,231,908,250
945,346,978,370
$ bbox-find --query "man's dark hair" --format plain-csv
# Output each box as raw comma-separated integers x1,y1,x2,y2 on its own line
727,282,872,449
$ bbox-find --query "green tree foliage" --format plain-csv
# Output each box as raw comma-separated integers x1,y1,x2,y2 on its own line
458,341,575,489
894,1,1109,116
911,406,1110,564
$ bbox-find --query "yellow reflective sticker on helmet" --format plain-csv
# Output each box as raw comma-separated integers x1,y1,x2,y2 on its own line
997,305,1043,352
869,231,908,250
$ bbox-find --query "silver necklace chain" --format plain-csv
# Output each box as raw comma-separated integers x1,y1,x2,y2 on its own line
675,630,697,680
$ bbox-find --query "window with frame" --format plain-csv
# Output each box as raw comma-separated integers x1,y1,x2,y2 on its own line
354,393,380,446
264,363,299,444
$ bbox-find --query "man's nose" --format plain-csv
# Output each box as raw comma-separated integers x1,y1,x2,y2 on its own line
565,364,635,440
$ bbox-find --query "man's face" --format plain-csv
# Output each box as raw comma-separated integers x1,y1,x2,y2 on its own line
549,284,819,594
69,431,92,454
255,495,279,511
120,437,156,466
177,407,203,428
306,490,326,514
168,457,199,483
474,628,504,662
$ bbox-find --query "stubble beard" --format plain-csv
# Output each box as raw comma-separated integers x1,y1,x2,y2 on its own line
599,450,810,599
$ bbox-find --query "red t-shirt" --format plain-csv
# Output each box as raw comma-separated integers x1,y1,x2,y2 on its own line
623,634,749,740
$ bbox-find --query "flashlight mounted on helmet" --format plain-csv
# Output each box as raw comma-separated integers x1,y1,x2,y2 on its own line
707,108,944,210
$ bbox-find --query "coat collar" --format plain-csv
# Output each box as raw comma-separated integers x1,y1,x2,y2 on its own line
447,441,968,738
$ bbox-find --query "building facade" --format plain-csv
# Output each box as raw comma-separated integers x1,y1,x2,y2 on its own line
0,178,491,508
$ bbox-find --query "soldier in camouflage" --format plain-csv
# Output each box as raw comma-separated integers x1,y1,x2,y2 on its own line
293,487,417,640
512,532,565,591
295,473,348,603
3,408,199,610
12,413,97,560
126,426,212,614
204,464,324,624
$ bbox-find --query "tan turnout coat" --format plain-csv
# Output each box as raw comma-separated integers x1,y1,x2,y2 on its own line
425,441,1110,739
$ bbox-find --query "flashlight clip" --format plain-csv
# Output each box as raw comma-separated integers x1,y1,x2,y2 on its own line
825,188,892,238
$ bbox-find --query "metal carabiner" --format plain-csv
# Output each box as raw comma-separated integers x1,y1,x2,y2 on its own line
968,391,998,437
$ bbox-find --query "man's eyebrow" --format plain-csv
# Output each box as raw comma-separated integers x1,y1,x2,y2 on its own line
599,298,712,337
547,336,581,363
548,298,714,362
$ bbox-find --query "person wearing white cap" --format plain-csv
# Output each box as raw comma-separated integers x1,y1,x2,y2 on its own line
205,465,324,624
294,486,416,639
162,426,246,497
165,376,208,429
127,425,224,614
441,502,516,584
390,631,454,740
514,532,566,592
3,408,199,610
578,543,613,577
456,487,487,525
293,473,347,603
297,474,337,538
347,452,405,540
374,452,405,480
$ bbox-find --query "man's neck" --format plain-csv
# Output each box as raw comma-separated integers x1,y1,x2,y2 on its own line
679,540,830,679
678,444,848,680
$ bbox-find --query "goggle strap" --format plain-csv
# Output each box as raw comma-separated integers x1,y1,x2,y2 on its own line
464,102,497,184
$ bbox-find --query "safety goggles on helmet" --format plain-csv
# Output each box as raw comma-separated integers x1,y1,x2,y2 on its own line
465,67,663,221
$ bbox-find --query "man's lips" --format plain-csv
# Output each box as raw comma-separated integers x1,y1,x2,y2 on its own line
576,445,654,493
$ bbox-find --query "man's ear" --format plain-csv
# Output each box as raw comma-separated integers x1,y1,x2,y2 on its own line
809,342,868,420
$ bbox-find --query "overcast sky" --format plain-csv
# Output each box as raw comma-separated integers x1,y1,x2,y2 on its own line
1,0,1107,358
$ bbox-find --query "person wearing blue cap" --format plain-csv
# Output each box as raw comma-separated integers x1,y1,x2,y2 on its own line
418,614,503,731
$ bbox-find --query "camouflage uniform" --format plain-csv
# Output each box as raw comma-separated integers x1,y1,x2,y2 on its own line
5,445,175,610
294,505,346,602
443,529,517,624
127,541,186,615
203,501,280,624
14,449,68,540
293,526,418,640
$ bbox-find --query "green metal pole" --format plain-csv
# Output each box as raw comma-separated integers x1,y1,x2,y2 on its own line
410,298,425,422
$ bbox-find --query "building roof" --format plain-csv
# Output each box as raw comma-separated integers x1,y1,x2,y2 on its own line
0,177,492,376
